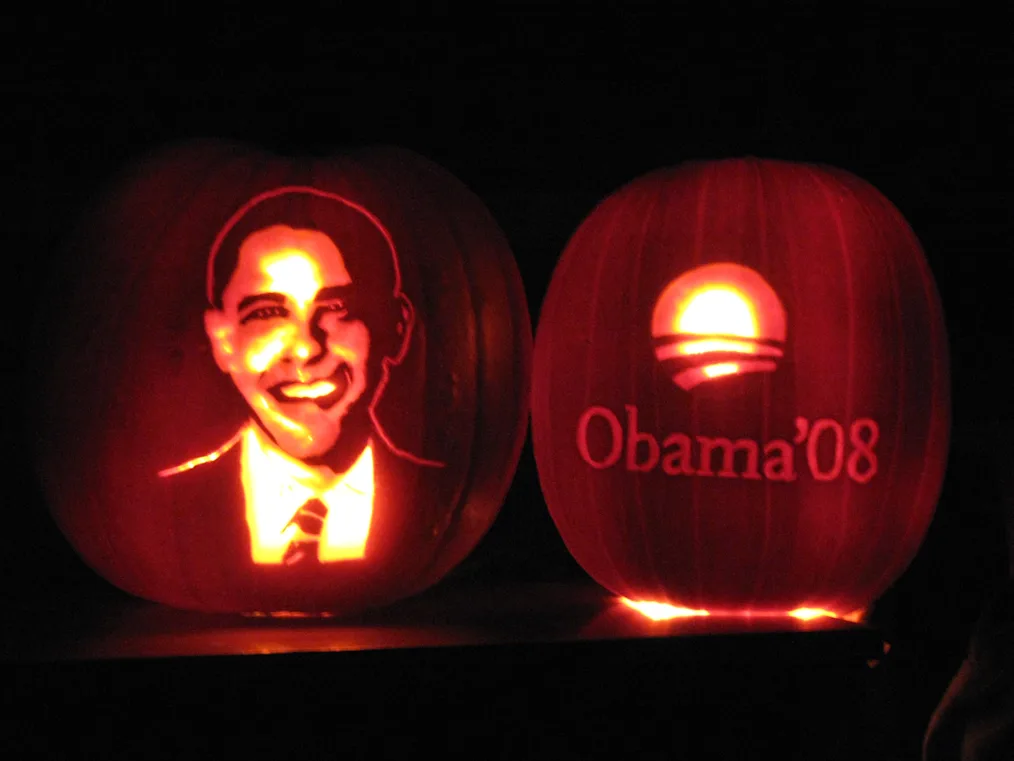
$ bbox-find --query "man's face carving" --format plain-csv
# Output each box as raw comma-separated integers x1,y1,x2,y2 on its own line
205,225,372,460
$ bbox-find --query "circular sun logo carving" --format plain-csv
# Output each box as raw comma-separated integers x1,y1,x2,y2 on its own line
651,262,787,390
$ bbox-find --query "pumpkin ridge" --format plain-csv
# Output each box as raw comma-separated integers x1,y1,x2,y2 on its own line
804,165,858,602
107,148,251,597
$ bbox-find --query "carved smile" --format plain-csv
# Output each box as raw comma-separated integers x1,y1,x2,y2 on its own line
279,380,336,399
268,364,351,409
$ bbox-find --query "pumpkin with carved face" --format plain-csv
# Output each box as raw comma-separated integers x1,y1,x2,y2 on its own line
531,159,950,621
34,141,532,615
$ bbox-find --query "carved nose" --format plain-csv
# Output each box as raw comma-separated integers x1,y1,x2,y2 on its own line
287,322,320,363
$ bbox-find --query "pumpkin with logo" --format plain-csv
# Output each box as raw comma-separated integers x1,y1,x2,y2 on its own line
531,158,950,620
33,140,532,615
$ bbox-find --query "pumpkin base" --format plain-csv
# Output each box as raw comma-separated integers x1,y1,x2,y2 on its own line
242,610,339,619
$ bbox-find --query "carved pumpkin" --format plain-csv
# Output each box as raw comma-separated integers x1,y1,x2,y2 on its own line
34,140,532,615
531,158,950,620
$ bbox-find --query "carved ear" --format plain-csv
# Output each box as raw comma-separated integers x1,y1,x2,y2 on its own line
204,309,236,373
389,293,414,364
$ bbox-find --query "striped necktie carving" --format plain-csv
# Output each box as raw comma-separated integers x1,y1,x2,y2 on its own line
282,498,329,565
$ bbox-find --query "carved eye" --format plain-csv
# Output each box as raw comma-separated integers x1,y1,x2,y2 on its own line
241,305,288,324
317,300,348,319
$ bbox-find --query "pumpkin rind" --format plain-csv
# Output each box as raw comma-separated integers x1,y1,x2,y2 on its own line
531,159,950,617
34,141,532,614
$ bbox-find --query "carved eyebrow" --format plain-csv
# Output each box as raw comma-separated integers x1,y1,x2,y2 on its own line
237,293,287,313
314,285,354,302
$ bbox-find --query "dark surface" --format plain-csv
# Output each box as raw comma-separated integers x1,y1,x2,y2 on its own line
5,8,1013,760
2,579,881,663
0,570,985,760
2,578,891,759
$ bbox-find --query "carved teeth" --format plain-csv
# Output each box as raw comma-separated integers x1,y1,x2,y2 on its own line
280,380,337,399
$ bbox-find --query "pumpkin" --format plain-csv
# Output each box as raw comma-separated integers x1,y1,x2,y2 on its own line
531,158,950,620
33,140,532,615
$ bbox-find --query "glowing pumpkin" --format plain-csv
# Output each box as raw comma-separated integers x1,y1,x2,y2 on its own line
34,140,532,615
531,158,950,621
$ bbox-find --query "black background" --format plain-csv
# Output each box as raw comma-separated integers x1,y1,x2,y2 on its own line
4,7,1013,759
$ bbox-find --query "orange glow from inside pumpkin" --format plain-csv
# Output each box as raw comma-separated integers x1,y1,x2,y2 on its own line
243,610,337,619
651,264,788,391
241,426,376,565
279,379,338,399
254,395,312,439
675,286,758,338
702,362,740,379
787,608,840,621
158,426,377,566
263,250,322,305
209,235,368,460
246,331,294,373
164,229,395,567
241,249,327,376
157,429,244,477
620,599,710,620
663,337,784,360
621,598,866,623
676,338,756,356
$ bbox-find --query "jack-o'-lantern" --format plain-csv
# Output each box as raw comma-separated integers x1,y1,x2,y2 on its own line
33,140,532,615
531,158,949,621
